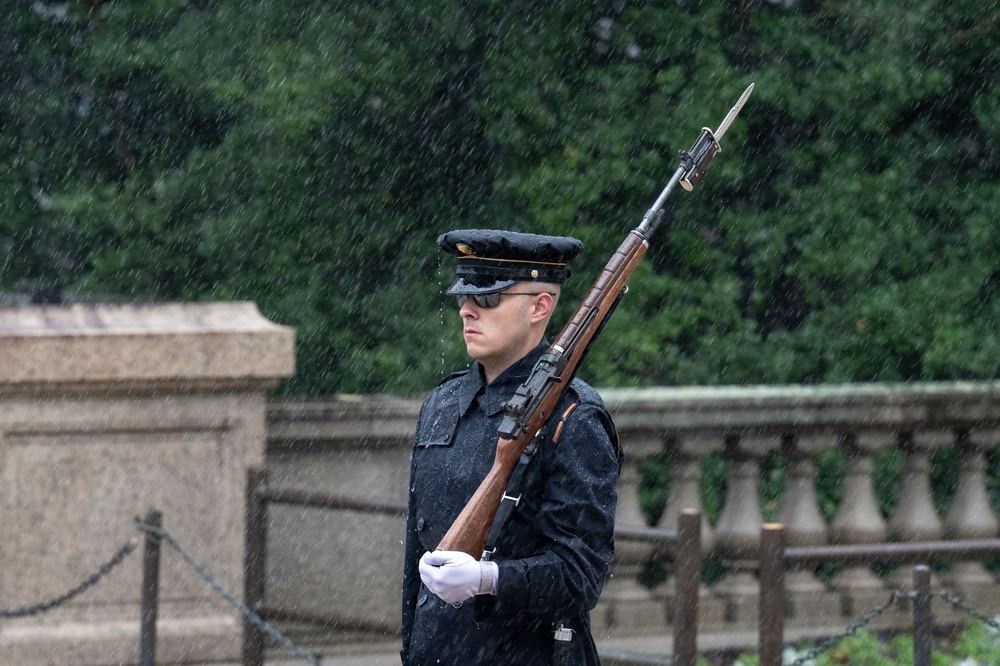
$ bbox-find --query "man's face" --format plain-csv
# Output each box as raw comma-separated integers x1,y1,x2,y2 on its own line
457,286,551,382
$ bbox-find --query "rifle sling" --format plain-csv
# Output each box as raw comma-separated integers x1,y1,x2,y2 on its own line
480,436,539,562
481,402,579,561
480,403,580,666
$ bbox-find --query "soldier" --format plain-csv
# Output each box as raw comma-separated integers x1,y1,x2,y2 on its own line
401,229,621,665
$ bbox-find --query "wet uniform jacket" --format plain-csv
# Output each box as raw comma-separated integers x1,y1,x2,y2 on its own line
401,342,621,665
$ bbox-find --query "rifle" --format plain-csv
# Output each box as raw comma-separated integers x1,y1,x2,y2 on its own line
436,84,755,559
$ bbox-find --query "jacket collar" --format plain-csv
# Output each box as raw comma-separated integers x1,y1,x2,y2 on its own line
455,341,548,418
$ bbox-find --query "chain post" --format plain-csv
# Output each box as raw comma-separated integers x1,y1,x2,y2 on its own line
674,509,701,666
243,467,270,666
139,509,163,666
912,565,932,666
759,523,786,666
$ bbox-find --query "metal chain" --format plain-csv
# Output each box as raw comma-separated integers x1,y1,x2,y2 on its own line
0,537,138,619
936,590,1000,634
135,517,322,666
789,590,903,666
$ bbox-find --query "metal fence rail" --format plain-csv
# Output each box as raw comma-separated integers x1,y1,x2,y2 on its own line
243,467,707,666
758,523,1000,666
242,468,409,666
241,465,1000,666
0,506,323,666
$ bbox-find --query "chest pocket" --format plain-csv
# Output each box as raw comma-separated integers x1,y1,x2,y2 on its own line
411,387,465,551
414,382,464,449
414,412,456,448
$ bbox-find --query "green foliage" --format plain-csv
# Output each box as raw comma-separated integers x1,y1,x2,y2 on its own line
729,623,1000,666
812,631,898,665
2,1,1000,395
637,453,670,524
953,620,1000,663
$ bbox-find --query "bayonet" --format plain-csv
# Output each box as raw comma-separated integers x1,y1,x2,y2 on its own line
714,83,754,143
636,83,755,238
679,83,755,191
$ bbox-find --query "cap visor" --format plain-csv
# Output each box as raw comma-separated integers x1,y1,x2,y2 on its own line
444,278,519,296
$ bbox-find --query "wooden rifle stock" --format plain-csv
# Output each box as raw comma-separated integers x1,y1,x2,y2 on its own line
435,84,754,559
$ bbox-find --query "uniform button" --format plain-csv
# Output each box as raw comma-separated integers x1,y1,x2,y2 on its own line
417,517,426,530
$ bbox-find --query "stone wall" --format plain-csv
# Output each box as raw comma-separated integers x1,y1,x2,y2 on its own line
264,384,1000,658
6,299,999,664
264,396,418,635
0,302,294,665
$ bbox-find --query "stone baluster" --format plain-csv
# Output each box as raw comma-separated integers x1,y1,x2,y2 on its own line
886,430,945,592
942,428,1000,601
776,432,833,598
661,433,720,552
660,432,725,629
829,431,890,613
712,432,778,624
597,432,667,636
888,430,945,542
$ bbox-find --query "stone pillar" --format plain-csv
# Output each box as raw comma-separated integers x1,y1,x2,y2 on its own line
886,430,946,593
942,429,1000,607
0,302,294,665
829,431,890,616
662,434,718,554
712,432,778,625
593,432,665,637
888,431,945,543
660,433,726,631
777,433,829,552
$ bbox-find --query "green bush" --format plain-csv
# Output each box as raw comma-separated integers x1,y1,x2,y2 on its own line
3,2,1000,396
953,620,1000,664
729,623,1000,665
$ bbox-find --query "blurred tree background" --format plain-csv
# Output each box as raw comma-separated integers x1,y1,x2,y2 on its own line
2,0,999,397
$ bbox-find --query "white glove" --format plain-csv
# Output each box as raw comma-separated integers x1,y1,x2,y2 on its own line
418,550,497,604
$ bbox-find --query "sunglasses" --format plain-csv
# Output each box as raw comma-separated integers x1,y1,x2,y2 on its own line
455,291,556,309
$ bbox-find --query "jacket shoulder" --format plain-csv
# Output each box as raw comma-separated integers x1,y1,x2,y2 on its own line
422,369,467,403
436,369,468,388
415,369,468,428
564,376,608,410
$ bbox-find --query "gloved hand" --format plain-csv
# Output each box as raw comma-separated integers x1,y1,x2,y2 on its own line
418,550,483,604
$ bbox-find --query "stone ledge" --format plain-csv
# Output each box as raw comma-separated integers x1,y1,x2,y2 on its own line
0,302,294,394
600,383,1000,432
268,395,422,449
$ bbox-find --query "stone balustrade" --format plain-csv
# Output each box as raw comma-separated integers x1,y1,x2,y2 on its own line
265,382,1000,652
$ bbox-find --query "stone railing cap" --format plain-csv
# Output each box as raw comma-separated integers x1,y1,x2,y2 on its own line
599,383,1000,432
0,301,295,393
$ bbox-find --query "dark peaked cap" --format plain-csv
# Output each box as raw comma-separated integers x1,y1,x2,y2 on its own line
437,229,583,295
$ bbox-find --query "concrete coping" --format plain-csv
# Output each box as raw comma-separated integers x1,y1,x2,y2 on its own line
267,379,1000,450
0,301,295,395
599,383,1000,433
268,394,423,449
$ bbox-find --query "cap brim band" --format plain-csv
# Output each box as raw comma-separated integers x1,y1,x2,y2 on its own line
454,257,570,284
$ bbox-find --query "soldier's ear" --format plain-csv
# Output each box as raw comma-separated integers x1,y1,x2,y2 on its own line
529,292,555,323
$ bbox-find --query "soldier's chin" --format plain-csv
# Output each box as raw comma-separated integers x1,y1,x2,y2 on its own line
465,342,495,366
